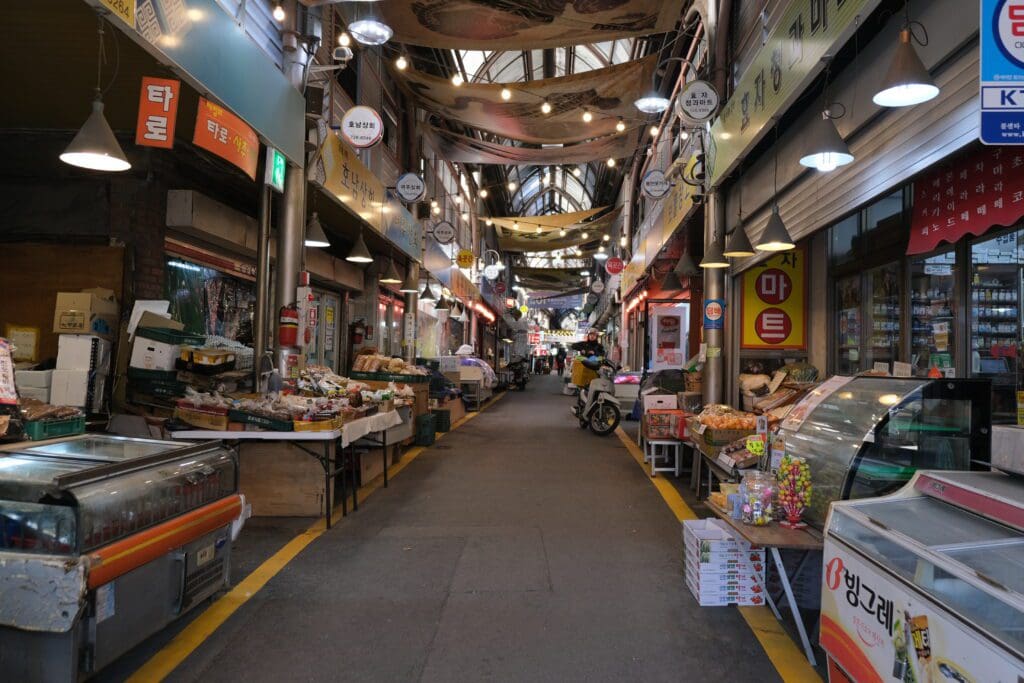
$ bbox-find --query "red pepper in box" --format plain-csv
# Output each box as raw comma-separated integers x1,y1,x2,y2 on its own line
643,409,687,440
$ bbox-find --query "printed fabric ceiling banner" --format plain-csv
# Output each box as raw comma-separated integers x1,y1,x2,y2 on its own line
403,56,657,144
490,207,605,231
425,125,640,165
377,0,687,50
497,209,621,252
513,268,588,291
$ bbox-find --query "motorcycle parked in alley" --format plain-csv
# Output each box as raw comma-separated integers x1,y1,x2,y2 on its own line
571,357,621,436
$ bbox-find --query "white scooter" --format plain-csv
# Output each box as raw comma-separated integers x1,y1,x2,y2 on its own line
571,358,622,436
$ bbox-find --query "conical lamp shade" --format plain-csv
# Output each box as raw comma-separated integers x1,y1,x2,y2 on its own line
419,283,436,301
434,295,451,311
798,113,854,171
872,29,939,107
659,268,685,293
756,205,796,251
304,212,330,248
380,258,401,284
674,251,701,277
399,267,419,293
722,224,756,257
345,230,373,263
60,99,131,172
700,237,729,268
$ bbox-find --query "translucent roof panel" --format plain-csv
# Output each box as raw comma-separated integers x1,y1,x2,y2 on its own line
456,38,634,84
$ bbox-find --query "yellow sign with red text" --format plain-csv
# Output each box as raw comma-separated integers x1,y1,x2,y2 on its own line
741,247,806,350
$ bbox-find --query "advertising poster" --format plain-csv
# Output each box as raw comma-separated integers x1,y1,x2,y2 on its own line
650,305,688,372
821,541,1022,683
741,246,807,350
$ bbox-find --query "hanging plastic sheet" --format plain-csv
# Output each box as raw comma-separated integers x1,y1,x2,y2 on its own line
424,125,640,165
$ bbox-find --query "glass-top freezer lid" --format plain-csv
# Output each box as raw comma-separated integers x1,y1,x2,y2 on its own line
941,540,1024,597
0,454,94,501
14,435,182,462
858,496,1019,547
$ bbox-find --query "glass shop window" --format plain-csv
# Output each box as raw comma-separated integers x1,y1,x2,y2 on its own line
835,274,862,375
970,230,1023,425
909,250,957,377
866,263,902,370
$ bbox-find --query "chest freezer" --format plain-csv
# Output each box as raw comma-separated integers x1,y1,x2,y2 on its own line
778,377,991,529
820,470,1024,682
0,434,243,681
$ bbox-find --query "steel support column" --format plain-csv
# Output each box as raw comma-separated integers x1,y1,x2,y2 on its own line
254,185,272,389
702,191,725,405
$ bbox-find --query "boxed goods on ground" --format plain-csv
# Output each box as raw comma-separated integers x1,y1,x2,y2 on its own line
130,337,178,371
177,347,236,374
643,408,687,440
56,335,112,373
50,369,106,412
53,288,119,339
15,369,53,388
683,519,767,607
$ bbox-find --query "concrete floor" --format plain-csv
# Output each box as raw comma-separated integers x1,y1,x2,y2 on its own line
118,375,782,682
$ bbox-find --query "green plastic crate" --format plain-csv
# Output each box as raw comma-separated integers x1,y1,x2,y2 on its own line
127,367,179,381
431,408,451,432
135,327,205,346
349,371,430,384
415,413,436,446
23,416,86,441
228,410,293,432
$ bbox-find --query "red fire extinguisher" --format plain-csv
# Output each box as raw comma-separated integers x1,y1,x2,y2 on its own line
279,305,299,346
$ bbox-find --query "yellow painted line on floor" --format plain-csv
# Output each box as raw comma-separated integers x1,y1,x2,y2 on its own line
128,393,506,682
614,427,821,683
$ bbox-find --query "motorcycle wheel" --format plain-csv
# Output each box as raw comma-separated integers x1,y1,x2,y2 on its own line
589,403,621,436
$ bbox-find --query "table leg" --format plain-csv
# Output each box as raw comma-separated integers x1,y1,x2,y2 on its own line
383,430,388,488
351,445,359,511
340,441,347,518
770,547,817,667
324,441,333,530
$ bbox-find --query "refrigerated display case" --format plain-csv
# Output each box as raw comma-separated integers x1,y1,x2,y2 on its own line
820,470,1024,681
779,377,991,529
0,435,244,681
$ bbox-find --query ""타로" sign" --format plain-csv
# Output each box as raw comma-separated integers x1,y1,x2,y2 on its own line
741,246,806,349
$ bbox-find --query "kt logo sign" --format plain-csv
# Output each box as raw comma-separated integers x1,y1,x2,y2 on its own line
996,0,1024,68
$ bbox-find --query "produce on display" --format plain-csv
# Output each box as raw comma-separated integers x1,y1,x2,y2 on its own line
697,404,759,431
352,353,427,375
775,454,811,529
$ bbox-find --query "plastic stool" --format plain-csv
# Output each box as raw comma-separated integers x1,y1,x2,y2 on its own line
644,439,682,478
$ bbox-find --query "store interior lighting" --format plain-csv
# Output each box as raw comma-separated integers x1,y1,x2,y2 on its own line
348,19,393,46
873,29,939,107
756,205,796,252
60,16,131,172
380,258,402,284
304,212,330,248
345,229,374,263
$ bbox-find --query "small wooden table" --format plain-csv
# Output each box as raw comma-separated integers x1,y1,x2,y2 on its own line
706,503,824,666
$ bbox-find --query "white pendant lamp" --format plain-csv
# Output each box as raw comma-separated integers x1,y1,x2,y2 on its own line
634,93,671,114
756,121,796,252
399,266,419,293
873,29,939,108
799,111,854,172
61,16,130,172
380,258,402,284
345,229,374,263
304,212,330,248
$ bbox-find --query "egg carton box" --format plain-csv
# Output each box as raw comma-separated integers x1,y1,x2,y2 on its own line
685,554,765,583
682,518,757,554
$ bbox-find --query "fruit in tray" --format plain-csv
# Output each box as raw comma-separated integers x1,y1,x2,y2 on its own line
697,405,759,431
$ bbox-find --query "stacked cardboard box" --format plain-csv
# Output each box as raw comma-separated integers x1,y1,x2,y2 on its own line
51,335,111,412
682,519,767,607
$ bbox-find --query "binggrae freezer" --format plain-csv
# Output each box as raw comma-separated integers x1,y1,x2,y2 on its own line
820,470,1024,682
0,435,244,681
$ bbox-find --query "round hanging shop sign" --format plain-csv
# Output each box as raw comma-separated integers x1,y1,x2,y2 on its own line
456,249,475,269
591,279,605,294
341,105,384,148
395,173,426,203
586,292,600,305
641,170,672,200
483,264,501,280
605,257,624,275
432,221,456,245
675,79,719,124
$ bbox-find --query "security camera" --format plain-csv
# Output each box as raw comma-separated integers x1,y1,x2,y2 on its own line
333,46,353,62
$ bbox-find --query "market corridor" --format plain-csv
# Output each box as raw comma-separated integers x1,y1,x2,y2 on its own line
138,376,781,682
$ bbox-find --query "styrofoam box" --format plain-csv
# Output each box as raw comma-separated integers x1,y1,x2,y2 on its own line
56,335,112,372
643,393,678,411
130,338,179,372
51,369,106,412
18,386,50,403
683,519,757,552
15,369,53,388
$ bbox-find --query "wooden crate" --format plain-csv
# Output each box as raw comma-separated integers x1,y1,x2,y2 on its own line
238,442,332,517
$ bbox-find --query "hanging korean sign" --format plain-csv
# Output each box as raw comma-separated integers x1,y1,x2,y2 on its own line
741,246,807,350
395,173,426,202
980,0,1024,144
193,97,259,180
707,0,880,187
641,170,672,200
318,131,385,230
341,106,384,148
432,221,456,245
908,146,1024,254
456,249,475,269
675,79,719,124
605,257,624,275
135,76,179,149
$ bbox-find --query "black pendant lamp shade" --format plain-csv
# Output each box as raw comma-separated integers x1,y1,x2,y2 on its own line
304,212,330,248
659,267,685,293
674,251,701,277
399,266,419,293
872,29,939,108
380,258,402,284
419,282,436,301
798,112,854,171
699,237,729,269
434,295,451,311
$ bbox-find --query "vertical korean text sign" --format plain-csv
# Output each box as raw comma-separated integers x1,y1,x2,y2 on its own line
135,76,180,149
193,97,260,180
741,246,807,350
981,0,1024,144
